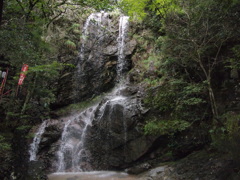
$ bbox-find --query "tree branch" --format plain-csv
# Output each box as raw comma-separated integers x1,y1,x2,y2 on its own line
0,0,3,26
16,0,27,15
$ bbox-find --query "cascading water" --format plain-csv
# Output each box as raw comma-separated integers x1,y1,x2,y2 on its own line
54,13,130,174
29,11,141,180
78,11,110,72
29,120,48,161
56,106,97,172
115,15,130,146
74,11,114,102
117,16,130,79
57,12,114,172
56,119,72,172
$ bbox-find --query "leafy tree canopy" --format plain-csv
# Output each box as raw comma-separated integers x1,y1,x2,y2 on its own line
119,0,180,20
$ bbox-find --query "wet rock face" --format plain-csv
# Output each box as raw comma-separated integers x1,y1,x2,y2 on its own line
52,13,136,107
74,13,136,102
33,86,161,173
38,89,158,172
31,120,64,173
125,163,152,174
82,87,158,170
39,125,62,151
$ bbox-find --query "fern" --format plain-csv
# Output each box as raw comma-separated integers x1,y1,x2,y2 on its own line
65,40,76,50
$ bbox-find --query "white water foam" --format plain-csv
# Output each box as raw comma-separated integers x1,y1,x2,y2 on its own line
29,121,48,161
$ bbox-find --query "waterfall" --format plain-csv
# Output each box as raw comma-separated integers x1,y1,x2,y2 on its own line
29,121,47,161
56,106,97,172
57,12,110,172
116,16,130,146
73,107,97,171
79,13,99,64
75,11,112,101
55,13,130,172
117,16,130,79
78,11,110,72
78,13,129,77
56,119,72,172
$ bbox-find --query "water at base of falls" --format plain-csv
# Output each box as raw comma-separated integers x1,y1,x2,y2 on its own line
48,171,138,180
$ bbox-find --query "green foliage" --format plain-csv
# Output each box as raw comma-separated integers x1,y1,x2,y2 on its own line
143,55,161,70
160,0,240,75
141,54,162,86
120,0,180,21
144,82,176,113
144,79,207,122
69,23,81,34
119,0,148,20
0,135,11,152
144,78,161,87
144,119,190,136
109,8,122,17
16,126,34,139
18,61,72,116
55,95,102,116
148,0,181,17
64,40,77,50
211,112,240,162
0,22,50,67
151,0,240,119
226,45,240,70
81,0,117,11
16,125,32,131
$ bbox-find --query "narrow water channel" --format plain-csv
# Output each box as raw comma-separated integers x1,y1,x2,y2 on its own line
48,171,138,180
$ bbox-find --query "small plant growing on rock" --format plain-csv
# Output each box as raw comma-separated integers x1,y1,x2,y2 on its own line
64,40,76,50
144,119,190,136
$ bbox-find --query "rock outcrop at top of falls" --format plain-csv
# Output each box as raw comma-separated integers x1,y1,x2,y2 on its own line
53,12,136,107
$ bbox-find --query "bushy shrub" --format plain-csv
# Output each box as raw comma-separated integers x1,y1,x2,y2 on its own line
144,119,190,136
144,79,207,122
211,112,240,164
0,135,11,153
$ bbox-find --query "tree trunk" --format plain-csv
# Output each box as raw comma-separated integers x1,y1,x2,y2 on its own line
0,0,4,26
208,82,218,118
196,54,218,118
21,73,38,114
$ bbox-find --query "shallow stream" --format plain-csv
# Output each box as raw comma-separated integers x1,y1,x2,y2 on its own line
48,171,138,180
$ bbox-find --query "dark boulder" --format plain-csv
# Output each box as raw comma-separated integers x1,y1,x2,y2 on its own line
83,87,159,170
26,160,48,180
125,163,152,174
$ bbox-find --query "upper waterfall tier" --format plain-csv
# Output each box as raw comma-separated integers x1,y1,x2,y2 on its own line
73,12,136,102
117,16,130,79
